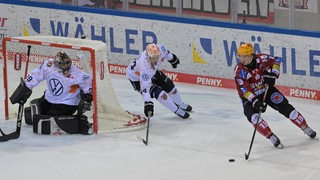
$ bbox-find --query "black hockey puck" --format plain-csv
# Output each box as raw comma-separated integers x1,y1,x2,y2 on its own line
229,158,235,162
81,34,86,39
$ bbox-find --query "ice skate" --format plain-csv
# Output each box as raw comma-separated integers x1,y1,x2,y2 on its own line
174,108,190,119
303,126,316,139
269,133,284,149
177,103,192,112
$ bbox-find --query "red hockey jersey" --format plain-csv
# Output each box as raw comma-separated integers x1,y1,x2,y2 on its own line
234,54,281,101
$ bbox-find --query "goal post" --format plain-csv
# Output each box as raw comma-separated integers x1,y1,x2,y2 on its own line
2,36,146,133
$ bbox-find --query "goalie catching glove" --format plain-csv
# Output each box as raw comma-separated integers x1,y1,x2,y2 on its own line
78,91,92,115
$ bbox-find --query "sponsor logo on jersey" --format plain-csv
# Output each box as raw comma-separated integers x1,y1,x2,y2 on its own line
239,70,247,79
255,74,260,80
141,73,149,81
271,92,284,104
49,78,63,96
236,79,244,85
240,87,247,93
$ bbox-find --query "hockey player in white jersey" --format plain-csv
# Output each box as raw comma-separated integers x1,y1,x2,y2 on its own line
126,43,192,119
10,51,93,135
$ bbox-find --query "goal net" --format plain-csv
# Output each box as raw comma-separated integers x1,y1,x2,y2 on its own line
1,36,146,133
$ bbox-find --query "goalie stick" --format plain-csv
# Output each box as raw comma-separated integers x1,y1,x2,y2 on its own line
24,45,32,79
245,84,269,160
137,112,151,145
0,104,24,142
0,45,31,142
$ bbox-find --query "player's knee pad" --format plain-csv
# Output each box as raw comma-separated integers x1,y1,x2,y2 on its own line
250,113,260,124
33,114,92,135
24,98,41,125
168,87,177,95
150,84,163,99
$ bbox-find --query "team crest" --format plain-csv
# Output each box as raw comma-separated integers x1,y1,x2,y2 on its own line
271,92,284,104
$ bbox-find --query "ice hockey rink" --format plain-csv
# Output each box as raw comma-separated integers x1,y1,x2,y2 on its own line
0,74,319,180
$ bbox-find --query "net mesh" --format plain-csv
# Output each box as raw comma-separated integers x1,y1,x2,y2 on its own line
2,36,146,133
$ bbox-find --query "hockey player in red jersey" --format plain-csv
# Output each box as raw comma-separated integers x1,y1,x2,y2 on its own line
126,43,192,119
234,43,316,148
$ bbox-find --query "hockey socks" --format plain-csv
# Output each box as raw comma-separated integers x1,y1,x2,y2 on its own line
168,88,192,111
157,91,190,119
251,113,283,148
289,110,316,138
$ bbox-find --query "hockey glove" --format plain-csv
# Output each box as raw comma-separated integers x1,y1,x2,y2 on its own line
263,72,277,87
168,54,180,68
252,96,266,112
78,93,92,115
144,101,154,117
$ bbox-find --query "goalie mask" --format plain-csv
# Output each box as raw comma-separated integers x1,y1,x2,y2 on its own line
146,43,160,65
54,51,72,72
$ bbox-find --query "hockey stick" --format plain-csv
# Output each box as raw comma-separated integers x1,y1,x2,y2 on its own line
0,45,30,142
24,45,32,79
245,84,269,160
0,103,24,142
137,112,151,145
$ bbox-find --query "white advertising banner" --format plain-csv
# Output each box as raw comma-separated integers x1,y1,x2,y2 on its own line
1,2,320,100
274,0,318,13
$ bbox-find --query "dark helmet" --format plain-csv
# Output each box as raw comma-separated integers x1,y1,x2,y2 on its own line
54,51,71,71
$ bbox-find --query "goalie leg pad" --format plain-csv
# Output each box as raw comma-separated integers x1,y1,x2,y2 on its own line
24,107,32,125
33,115,92,135
25,98,42,125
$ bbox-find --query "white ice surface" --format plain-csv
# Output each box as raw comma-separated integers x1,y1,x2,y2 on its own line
0,75,320,180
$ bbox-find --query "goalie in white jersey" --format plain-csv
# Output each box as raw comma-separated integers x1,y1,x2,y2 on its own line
10,51,93,135
126,43,192,119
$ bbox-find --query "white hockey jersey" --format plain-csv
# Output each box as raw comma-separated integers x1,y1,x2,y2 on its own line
25,59,92,106
126,44,174,102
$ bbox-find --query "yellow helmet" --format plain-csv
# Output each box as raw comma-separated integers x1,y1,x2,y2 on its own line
237,43,254,56
146,43,160,58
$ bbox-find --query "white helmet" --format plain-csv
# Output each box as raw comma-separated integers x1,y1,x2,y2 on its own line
146,43,160,57
146,43,160,64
